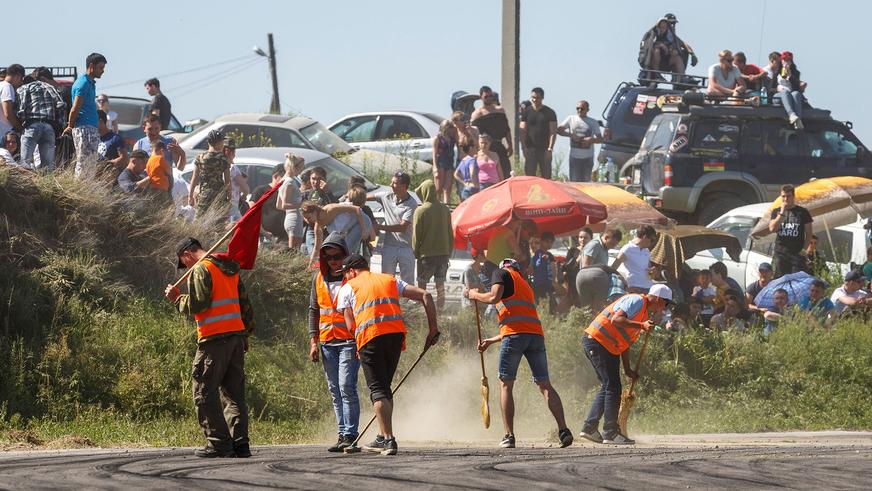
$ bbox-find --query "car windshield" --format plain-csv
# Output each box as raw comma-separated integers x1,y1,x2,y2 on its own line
109,100,148,126
315,156,379,192
709,215,756,248
299,122,353,155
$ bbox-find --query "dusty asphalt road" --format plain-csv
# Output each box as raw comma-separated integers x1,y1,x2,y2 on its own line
1,432,870,490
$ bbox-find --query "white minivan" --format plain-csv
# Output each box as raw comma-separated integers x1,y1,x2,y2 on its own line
685,203,870,287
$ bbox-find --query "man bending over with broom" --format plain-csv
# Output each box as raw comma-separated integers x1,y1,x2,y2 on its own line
337,254,440,455
465,258,573,449
581,284,671,445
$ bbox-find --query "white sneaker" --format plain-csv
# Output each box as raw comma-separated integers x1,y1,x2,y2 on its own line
788,113,799,125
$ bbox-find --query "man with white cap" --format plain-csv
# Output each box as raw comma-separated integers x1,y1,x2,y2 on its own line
580,284,672,445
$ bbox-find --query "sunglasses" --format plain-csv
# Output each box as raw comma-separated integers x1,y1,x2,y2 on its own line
324,252,345,261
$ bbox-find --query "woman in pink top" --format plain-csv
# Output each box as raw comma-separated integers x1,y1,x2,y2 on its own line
476,133,504,188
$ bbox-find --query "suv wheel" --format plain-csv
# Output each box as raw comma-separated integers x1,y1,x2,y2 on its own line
695,192,748,226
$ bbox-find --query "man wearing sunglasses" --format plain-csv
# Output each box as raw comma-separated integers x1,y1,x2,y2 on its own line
307,232,360,453
557,100,602,182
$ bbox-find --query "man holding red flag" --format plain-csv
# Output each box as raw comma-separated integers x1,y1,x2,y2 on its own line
165,237,255,458
162,179,280,457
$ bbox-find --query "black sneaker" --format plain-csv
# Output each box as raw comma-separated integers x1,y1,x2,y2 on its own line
234,443,252,458
603,434,636,445
338,434,357,451
558,428,574,448
580,428,604,444
194,446,235,458
499,434,515,448
327,435,345,453
363,435,386,453
382,437,398,456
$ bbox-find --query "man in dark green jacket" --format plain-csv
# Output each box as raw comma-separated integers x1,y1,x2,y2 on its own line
165,237,254,458
412,179,454,309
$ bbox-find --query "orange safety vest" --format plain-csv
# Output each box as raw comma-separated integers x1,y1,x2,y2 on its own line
585,294,649,355
193,259,246,340
347,271,406,350
496,268,544,337
315,273,353,342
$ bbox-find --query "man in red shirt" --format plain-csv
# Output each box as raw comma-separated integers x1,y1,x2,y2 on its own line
733,51,766,91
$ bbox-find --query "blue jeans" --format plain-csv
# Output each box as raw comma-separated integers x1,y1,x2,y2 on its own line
582,335,622,439
498,333,549,382
21,122,56,171
460,186,479,201
776,90,804,118
320,342,360,437
381,244,415,284
569,157,594,182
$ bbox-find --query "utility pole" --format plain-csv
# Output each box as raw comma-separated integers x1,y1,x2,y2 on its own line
501,0,520,157
267,33,280,114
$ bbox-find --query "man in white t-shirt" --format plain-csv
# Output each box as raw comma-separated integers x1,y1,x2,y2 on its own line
0,64,25,139
707,50,746,97
611,225,657,293
830,270,870,316
557,100,602,182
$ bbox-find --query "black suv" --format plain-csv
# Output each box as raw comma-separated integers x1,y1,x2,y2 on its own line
598,72,706,168
625,97,872,224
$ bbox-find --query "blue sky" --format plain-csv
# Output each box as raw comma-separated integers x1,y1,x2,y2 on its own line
12,0,869,164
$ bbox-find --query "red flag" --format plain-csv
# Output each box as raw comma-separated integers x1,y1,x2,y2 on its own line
214,180,283,269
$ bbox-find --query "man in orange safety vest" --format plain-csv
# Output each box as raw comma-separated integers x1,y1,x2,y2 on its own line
336,253,440,456
165,237,254,458
581,284,672,445
464,257,573,450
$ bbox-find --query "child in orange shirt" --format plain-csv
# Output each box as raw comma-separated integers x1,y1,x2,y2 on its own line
146,140,172,192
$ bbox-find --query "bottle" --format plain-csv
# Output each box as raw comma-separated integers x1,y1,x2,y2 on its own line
596,162,606,182
606,157,617,183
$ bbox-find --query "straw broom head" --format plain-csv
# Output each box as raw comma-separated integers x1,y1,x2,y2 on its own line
481,376,490,428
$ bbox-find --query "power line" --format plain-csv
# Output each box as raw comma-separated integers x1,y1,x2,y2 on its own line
101,54,256,90
173,58,266,98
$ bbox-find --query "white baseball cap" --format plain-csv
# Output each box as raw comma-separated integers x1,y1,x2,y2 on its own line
648,284,673,302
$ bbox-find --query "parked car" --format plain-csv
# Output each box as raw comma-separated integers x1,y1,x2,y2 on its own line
684,203,869,287
177,147,394,217
624,96,872,225
174,113,429,179
597,74,708,169
370,249,473,307
329,111,443,162
109,96,187,148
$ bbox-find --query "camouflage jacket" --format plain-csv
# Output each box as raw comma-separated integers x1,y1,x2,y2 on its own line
175,255,254,343
195,151,229,197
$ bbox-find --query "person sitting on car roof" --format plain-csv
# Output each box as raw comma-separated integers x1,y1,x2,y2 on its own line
707,50,746,98
638,13,697,85
733,52,766,92
774,51,807,130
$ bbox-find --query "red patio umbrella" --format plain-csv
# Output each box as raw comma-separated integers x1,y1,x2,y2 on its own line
452,176,608,249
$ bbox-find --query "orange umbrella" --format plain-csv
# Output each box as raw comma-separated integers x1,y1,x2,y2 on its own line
452,176,607,249
561,181,672,232
751,176,872,238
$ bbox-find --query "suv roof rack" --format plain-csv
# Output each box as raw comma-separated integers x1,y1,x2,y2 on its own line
637,70,708,90
656,92,833,119
657,92,761,112
22,66,78,80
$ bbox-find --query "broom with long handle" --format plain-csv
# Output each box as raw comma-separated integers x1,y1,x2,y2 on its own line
474,300,490,428
617,330,651,437
344,334,439,454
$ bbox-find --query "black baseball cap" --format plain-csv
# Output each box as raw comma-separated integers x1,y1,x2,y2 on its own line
338,253,368,273
175,237,202,269
845,270,864,282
